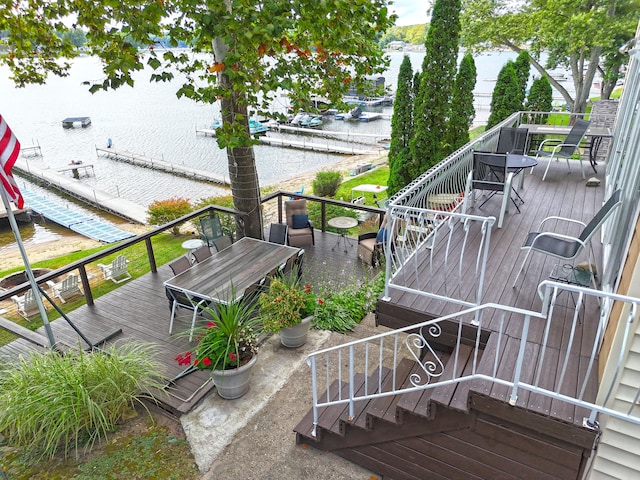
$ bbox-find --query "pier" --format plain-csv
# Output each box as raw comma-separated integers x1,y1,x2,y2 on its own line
257,136,379,155
95,147,229,186
20,142,43,157
12,159,148,225
62,116,92,128
57,163,95,179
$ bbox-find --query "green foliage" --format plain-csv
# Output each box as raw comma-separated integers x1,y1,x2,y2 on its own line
525,75,553,122
0,344,166,460
258,270,320,332
175,290,261,371
487,61,521,129
444,51,477,154
410,0,462,177
334,166,389,205
312,171,343,197
380,24,428,46
387,55,415,196
193,195,236,238
147,197,193,235
513,50,530,106
312,273,385,333
461,0,637,114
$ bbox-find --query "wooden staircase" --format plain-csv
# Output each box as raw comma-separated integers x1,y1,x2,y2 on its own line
294,340,596,480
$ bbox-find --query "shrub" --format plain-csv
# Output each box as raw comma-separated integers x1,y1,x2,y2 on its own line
0,343,166,460
312,171,342,197
147,197,193,235
193,195,237,238
313,273,385,333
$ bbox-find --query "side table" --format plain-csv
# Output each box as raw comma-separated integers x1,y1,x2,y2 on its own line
328,216,358,253
181,238,205,264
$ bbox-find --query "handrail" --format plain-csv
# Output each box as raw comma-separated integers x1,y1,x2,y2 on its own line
305,282,640,437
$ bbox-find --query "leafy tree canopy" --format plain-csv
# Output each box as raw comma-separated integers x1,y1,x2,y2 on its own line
461,0,639,113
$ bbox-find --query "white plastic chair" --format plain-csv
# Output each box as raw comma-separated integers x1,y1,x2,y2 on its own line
47,273,84,303
98,255,132,284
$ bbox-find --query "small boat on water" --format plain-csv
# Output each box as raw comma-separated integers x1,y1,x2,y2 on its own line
210,119,267,135
287,113,324,128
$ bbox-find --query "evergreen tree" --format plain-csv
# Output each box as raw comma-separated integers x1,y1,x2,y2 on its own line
444,52,477,154
387,55,415,196
410,0,461,178
513,50,531,108
486,61,521,129
525,75,553,123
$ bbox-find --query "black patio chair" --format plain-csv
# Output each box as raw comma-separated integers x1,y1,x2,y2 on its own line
268,223,288,245
535,118,590,181
512,189,622,288
192,244,212,263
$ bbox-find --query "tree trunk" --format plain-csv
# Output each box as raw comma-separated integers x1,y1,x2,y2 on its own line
218,76,264,240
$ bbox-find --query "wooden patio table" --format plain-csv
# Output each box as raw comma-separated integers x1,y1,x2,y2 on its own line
164,237,300,304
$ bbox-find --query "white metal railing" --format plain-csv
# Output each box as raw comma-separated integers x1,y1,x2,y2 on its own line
383,205,495,309
306,281,640,437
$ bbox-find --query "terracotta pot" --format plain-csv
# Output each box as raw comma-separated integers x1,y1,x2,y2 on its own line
210,353,258,399
279,315,313,348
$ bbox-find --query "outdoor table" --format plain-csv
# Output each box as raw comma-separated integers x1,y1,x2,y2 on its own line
520,123,613,174
351,184,388,202
328,216,359,253
478,154,538,209
181,238,205,264
165,237,300,304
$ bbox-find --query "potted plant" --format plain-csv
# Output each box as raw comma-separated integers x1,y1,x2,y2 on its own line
258,270,322,348
174,290,261,399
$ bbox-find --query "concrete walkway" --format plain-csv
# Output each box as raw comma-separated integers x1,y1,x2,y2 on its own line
183,315,385,479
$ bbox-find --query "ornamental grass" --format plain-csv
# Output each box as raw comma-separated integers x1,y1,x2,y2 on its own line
0,342,166,460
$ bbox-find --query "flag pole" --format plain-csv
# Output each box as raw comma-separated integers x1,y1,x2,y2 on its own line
0,187,56,347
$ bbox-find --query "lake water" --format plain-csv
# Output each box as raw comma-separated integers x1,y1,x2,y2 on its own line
0,49,575,249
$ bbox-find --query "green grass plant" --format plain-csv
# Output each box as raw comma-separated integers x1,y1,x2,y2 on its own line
0,342,166,460
335,166,390,204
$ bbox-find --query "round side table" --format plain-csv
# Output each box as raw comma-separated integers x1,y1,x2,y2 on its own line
328,216,358,253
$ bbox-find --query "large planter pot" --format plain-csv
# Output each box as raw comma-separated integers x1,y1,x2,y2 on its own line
210,354,257,399
279,315,313,348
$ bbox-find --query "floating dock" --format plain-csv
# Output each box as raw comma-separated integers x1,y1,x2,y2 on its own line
20,142,43,157
95,147,229,186
62,117,92,128
21,189,136,243
57,163,95,178
12,159,148,225
257,136,378,155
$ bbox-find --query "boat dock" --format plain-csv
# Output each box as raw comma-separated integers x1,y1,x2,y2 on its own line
12,159,148,225
258,136,378,155
20,142,43,157
57,163,95,178
95,147,229,186
62,116,92,128
21,189,136,243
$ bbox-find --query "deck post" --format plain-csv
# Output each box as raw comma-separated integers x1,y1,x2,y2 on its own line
509,314,531,405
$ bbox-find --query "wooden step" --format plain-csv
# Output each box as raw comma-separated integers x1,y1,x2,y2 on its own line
367,358,416,424
431,343,475,411
348,366,392,431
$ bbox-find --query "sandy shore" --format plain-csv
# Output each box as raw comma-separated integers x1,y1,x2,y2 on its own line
0,151,388,271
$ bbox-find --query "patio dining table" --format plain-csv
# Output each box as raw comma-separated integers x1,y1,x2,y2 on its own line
164,237,300,305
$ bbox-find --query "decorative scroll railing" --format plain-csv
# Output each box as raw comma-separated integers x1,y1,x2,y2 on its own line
306,281,640,437
382,206,495,310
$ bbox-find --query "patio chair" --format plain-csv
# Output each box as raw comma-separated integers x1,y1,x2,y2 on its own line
535,118,590,181
496,127,529,155
462,151,515,229
512,189,622,287
268,223,288,245
11,289,41,319
98,255,132,284
192,244,212,263
46,273,83,304
357,214,388,266
285,199,315,247
213,235,233,252
200,214,225,247
166,288,211,341
169,256,191,276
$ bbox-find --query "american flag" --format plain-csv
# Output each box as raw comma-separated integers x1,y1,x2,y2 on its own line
0,114,24,209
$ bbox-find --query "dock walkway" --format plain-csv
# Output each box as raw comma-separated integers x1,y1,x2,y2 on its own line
95,147,229,186
21,189,137,243
13,159,148,225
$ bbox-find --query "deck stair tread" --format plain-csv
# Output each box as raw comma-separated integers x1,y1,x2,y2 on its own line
349,366,392,431
431,343,474,410
395,359,441,420
367,357,417,424
294,378,345,441
315,379,356,436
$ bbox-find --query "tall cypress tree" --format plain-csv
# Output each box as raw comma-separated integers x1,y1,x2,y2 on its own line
486,61,521,129
410,0,461,178
525,75,553,123
387,55,415,197
444,52,477,154
513,50,531,109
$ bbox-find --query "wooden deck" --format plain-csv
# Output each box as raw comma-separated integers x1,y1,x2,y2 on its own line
0,229,377,415
377,167,606,430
